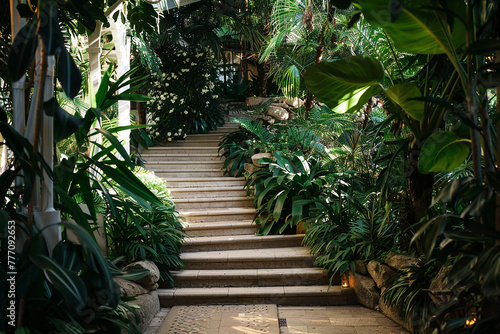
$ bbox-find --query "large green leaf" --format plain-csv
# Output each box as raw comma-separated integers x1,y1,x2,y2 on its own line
385,83,425,121
418,131,471,174
304,55,384,114
38,0,64,55
30,254,88,307
56,48,82,99
8,19,38,82
354,0,466,55
44,98,85,142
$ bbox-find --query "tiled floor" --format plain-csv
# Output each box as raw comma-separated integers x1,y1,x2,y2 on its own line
145,305,408,334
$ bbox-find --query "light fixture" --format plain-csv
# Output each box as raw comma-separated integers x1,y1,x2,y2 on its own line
341,272,349,288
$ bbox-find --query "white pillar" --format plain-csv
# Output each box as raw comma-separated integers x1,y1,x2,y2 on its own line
111,9,131,155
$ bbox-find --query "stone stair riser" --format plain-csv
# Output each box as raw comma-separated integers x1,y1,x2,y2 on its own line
175,198,254,210
167,180,246,188
145,163,223,171
142,155,221,162
184,226,258,237
170,189,248,198
163,141,222,147
181,237,303,252
156,171,226,178
143,148,219,155
171,275,329,289
182,213,255,223
182,257,316,270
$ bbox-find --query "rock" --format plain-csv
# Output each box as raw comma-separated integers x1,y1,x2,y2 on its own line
367,261,396,289
428,265,452,306
267,106,289,121
244,163,263,175
246,96,272,106
251,153,273,167
354,260,368,275
115,278,148,297
256,114,275,124
270,102,292,110
123,260,160,285
384,252,418,271
142,283,159,292
379,292,411,331
280,97,304,108
350,273,380,310
126,290,160,332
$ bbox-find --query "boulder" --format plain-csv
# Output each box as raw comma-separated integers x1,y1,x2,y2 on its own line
267,106,289,121
256,114,275,124
379,292,411,331
115,278,148,297
246,96,272,106
280,97,304,109
350,273,380,310
126,290,160,332
384,252,418,271
428,265,452,306
354,260,368,275
270,102,292,110
367,261,396,289
123,260,160,286
251,153,273,167
244,163,263,175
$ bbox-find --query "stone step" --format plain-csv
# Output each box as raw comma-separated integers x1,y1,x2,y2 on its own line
141,153,221,162
164,176,246,191
170,268,329,288
182,234,304,252
162,139,222,147
158,285,356,306
142,147,219,155
184,221,257,237
181,247,316,270
145,161,223,172
175,196,254,210
149,165,223,172
155,170,226,178
181,207,256,223
171,185,247,201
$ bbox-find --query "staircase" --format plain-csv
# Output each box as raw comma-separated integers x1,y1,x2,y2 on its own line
141,117,356,307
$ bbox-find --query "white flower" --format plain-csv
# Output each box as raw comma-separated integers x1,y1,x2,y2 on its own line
157,105,161,110
206,101,210,105
168,138,172,141
155,81,159,85
183,52,187,56
191,62,196,66
186,58,190,62
183,134,187,138
213,95,218,99
155,117,160,121
155,132,159,136
167,132,171,136
180,98,184,104
169,109,174,113
165,83,169,87
162,73,166,78
178,129,182,132
184,110,188,114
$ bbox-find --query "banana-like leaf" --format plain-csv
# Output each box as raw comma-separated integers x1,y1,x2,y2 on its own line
44,98,85,142
57,48,82,99
52,241,83,272
418,131,471,174
38,0,64,55
353,0,466,55
385,83,425,121
30,254,88,307
304,55,384,114
273,190,289,221
8,19,38,82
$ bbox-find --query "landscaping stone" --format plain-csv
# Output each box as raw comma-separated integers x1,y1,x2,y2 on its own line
246,96,272,106
379,291,411,332
127,290,160,332
244,162,263,175
428,265,452,306
123,260,160,285
252,153,273,167
280,97,304,108
349,273,380,310
367,261,396,289
384,252,418,271
267,105,289,121
115,278,148,297
354,260,368,275
270,102,292,110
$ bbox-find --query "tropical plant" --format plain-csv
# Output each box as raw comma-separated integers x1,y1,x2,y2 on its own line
247,151,329,235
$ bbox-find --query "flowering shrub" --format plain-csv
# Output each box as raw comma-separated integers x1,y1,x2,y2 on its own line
145,46,224,142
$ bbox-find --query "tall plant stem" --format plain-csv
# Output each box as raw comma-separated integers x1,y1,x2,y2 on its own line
496,50,500,245
383,30,404,81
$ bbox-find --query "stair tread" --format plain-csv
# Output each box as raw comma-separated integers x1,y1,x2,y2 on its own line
171,267,325,279
184,234,304,245
184,221,255,229
180,246,313,262
175,197,252,203
180,207,256,216
158,285,353,297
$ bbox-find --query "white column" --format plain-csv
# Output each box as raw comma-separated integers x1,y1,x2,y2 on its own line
111,9,131,155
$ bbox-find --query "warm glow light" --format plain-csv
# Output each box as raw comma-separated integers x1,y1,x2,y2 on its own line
342,282,348,288
465,317,477,327
341,273,349,288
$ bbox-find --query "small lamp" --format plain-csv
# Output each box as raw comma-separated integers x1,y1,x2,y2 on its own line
341,272,350,288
